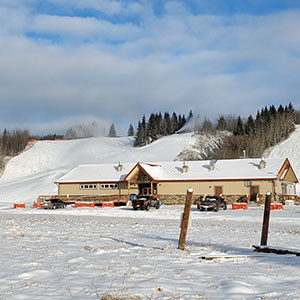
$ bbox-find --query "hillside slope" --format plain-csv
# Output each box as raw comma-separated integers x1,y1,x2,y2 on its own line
266,125,300,193
0,133,193,204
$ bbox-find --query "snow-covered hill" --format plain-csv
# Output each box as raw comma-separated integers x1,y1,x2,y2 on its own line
266,125,300,193
0,133,193,204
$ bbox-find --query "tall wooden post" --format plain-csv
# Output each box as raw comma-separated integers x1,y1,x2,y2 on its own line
178,188,193,250
261,192,272,246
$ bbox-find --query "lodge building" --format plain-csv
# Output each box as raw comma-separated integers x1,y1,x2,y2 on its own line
54,157,298,205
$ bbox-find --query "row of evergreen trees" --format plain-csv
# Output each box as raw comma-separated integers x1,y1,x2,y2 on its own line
216,103,296,159
133,111,192,147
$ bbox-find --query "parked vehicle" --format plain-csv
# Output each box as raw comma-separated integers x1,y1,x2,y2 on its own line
132,195,161,211
197,195,227,212
43,198,66,209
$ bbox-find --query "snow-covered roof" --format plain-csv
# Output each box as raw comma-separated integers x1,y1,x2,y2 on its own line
56,158,291,183
55,163,136,183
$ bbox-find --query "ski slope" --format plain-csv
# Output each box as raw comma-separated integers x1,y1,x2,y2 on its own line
267,125,300,193
0,133,193,204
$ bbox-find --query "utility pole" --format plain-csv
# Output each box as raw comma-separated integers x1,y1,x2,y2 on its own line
261,192,272,246
178,188,194,250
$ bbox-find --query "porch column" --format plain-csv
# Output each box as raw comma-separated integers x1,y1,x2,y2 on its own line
151,181,153,195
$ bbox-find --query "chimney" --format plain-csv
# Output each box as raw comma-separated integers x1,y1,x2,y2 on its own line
209,159,217,171
117,161,123,172
182,161,189,173
259,157,266,169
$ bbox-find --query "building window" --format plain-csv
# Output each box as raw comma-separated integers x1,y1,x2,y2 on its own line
80,184,97,190
100,183,118,189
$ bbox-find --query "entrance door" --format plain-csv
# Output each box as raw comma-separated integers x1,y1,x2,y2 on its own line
142,187,151,196
214,186,223,196
250,186,259,202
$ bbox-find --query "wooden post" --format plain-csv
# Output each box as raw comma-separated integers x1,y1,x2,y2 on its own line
178,188,193,250
261,192,272,246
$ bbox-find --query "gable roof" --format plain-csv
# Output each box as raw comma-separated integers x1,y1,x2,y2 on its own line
55,158,298,184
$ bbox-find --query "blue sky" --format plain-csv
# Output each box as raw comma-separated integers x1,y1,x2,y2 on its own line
0,0,300,135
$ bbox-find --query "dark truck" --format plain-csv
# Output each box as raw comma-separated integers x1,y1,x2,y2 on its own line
43,198,67,209
197,195,227,212
132,195,161,211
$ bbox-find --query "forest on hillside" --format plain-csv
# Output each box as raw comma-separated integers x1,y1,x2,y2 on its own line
132,103,297,160
215,103,296,159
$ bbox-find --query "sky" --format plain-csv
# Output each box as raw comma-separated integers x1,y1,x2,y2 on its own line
0,0,300,135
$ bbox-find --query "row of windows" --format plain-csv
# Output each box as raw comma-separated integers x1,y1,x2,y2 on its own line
80,183,119,190
80,184,97,190
101,184,118,189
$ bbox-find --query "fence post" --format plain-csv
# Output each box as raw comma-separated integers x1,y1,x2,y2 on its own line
261,192,272,246
178,188,194,250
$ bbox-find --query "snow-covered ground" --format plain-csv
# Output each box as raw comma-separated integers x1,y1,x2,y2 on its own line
1,205,300,299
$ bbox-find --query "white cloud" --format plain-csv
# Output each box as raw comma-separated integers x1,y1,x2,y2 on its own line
0,2,300,134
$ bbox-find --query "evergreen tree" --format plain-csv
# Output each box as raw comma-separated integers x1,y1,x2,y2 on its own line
163,112,171,135
171,112,178,133
178,114,187,129
187,110,193,121
234,116,244,135
216,116,227,131
127,124,134,136
134,118,147,147
108,124,116,137
244,115,255,136
147,113,158,142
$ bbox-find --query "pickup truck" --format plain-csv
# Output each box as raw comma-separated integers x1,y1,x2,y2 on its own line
132,195,161,211
197,195,227,212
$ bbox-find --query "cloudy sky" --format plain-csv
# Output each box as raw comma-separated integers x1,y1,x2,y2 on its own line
1,0,300,135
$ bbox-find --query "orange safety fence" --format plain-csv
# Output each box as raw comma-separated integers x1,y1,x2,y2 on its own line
271,203,284,210
74,202,95,208
232,203,248,210
13,203,26,208
33,203,43,208
102,202,114,208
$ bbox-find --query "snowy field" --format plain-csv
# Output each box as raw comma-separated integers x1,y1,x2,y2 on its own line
1,204,300,300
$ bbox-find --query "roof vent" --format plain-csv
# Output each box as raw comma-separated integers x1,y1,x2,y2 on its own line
259,157,266,169
209,159,217,171
117,161,123,172
182,161,189,173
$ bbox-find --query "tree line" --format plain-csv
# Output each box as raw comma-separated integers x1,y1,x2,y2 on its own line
215,103,296,159
133,111,192,147
0,129,30,169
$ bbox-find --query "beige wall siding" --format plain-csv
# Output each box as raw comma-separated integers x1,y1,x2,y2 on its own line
59,182,129,196
58,178,291,198
157,180,275,196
